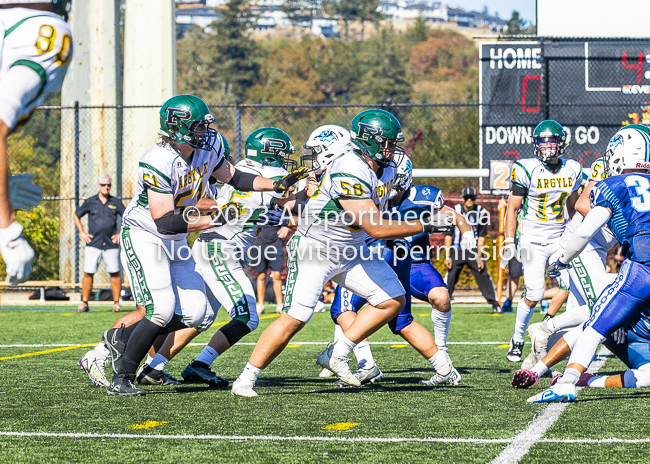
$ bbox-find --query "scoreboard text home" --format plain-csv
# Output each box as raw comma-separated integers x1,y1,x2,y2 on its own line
479,39,650,193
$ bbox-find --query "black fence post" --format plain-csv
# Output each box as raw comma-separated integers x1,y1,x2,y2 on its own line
235,99,242,161
73,101,80,285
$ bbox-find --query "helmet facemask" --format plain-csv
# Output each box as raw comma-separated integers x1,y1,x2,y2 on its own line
534,136,562,164
389,156,413,199
185,117,218,151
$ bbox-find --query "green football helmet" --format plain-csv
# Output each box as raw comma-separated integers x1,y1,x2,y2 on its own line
532,120,568,163
245,127,297,171
351,109,405,167
159,94,217,150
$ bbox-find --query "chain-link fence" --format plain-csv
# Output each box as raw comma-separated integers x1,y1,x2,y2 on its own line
0,93,636,286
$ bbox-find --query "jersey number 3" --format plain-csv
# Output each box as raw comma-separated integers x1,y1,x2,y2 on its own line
625,175,650,212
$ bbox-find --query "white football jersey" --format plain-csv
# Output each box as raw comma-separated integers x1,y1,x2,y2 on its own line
201,159,289,251
297,151,395,250
588,157,607,183
123,142,226,241
511,157,582,241
0,8,72,129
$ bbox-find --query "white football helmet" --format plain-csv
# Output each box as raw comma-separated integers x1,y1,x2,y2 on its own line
301,125,352,174
604,127,650,177
389,156,413,199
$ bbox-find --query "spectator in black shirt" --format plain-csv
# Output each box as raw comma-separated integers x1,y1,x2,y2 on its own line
444,187,500,312
73,174,125,313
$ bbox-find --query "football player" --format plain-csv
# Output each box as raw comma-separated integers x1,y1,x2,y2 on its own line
0,0,72,284
324,155,472,386
79,95,307,395
230,110,460,397
527,126,650,403
138,127,307,387
502,120,582,362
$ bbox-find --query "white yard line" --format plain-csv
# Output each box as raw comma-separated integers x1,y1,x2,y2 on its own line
0,430,646,445
0,341,508,348
490,347,611,464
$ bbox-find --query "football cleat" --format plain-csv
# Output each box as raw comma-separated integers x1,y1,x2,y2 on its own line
420,366,461,386
182,362,229,388
78,350,110,387
511,369,539,389
316,344,360,387
77,301,89,313
539,300,550,314
507,338,524,362
107,374,145,396
231,377,258,398
527,383,576,403
335,364,383,387
550,372,594,387
136,365,181,386
528,322,552,359
319,368,335,378
112,303,121,312
102,327,126,375
501,300,513,313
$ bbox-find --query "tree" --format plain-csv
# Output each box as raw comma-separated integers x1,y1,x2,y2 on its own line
481,5,489,16
322,0,382,41
212,0,262,98
281,0,315,32
405,13,430,46
505,10,527,35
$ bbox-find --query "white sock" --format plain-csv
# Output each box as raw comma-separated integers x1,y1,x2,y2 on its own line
513,299,535,343
239,362,262,382
149,354,169,372
428,350,452,376
531,360,549,377
430,308,451,348
353,341,375,369
548,304,590,332
558,367,581,385
333,324,344,344
145,354,155,366
566,326,605,368
94,342,110,360
587,375,607,388
332,334,356,359
195,346,219,367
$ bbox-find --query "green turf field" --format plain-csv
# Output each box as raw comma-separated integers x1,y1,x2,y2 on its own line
0,303,647,463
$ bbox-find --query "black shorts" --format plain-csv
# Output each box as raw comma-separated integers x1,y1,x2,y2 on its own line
508,257,523,278
249,245,284,273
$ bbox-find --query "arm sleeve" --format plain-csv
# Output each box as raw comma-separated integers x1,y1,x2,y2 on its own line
227,169,257,192
75,199,90,218
560,206,611,264
153,211,189,235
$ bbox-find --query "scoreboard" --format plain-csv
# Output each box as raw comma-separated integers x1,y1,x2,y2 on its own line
479,40,650,193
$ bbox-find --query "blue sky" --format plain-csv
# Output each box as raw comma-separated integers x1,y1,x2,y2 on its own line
451,0,536,25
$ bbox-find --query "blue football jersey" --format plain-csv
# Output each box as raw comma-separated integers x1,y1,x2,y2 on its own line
385,185,444,263
590,173,650,265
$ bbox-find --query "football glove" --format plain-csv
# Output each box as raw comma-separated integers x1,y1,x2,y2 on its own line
9,174,42,210
499,238,516,269
547,259,571,278
460,231,476,251
273,166,309,194
211,201,242,226
612,327,627,345
420,211,453,234
260,207,290,228
0,221,34,285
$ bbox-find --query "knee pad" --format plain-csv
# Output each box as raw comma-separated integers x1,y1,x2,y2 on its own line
148,301,176,327
524,287,544,303
220,319,252,346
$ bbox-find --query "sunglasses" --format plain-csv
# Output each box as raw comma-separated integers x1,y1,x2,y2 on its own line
100,183,111,187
